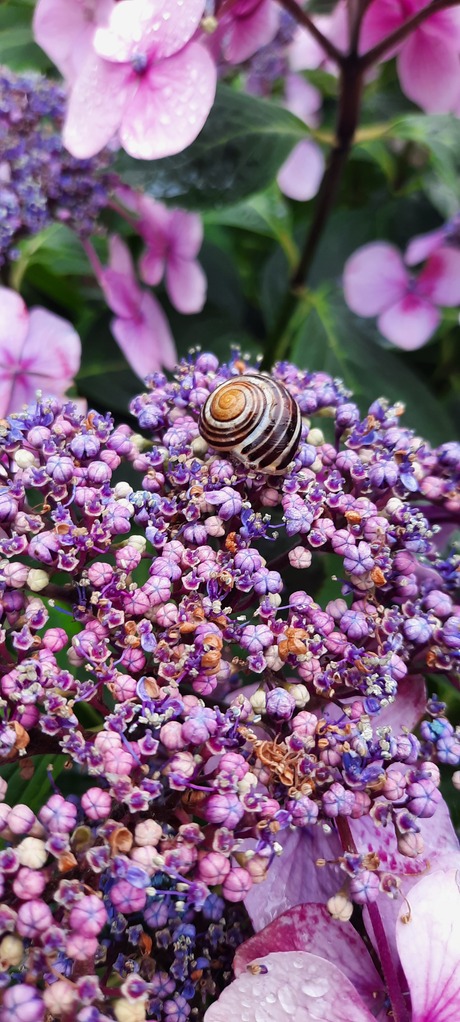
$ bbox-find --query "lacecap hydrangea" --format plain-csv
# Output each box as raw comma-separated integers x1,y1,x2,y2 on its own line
0,352,458,1021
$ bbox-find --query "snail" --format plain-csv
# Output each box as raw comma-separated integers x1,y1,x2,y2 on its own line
198,374,302,473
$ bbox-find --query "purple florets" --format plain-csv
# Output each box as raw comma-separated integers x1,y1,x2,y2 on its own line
0,67,116,265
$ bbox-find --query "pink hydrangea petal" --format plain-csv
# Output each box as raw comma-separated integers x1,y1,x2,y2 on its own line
166,257,207,314
100,269,140,319
0,287,29,352
6,373,75,417
396,869,460,1022
244,827,342,932
33,0,115,84
24,309,81,380
63,52,134,158
288,25,326,71
222,0,279,65
284,73,322,126
111,290,176,379
405,228,446,266
94,0,205,63
108,235,136,279
417,247,460,305
353,797,460,972
168,210,203,259
204,950,376,1022
343,243,408,316
360,0,404,56
234,904,386,1016
398,29,460,113
140,248,166,287
277,139,325,202
377,294,439,349
120,42,216,160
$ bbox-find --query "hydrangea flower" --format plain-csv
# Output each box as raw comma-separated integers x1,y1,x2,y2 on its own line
0,352,458,1020
116,188,207,314
62,0,217,160
88,234,176,378
0,287,81,416
343,241,460,349
361,0,460,113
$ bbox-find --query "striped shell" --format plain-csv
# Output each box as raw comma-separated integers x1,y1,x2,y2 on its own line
198,374,302,474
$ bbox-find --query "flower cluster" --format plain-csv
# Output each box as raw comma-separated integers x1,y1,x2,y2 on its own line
0,68,115,266
0,353,458,1019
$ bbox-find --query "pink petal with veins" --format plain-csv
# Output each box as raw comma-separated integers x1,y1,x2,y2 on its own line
204,950,376,1022
377,294,439,349
343,243,408,316
0,288,29,352
234,904,386,1017
396,869,460,1022
63,52,134,158
94,0,205,62
120,43,216,160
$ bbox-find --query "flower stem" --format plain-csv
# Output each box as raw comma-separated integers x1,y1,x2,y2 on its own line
261,59,363,369
277,0,344,65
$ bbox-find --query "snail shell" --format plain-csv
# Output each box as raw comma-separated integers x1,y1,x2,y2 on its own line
198,374,302,474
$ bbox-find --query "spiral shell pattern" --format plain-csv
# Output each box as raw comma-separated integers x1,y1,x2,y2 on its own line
199,374,302,473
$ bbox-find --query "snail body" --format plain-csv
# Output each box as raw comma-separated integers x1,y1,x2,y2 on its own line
198,374,302,474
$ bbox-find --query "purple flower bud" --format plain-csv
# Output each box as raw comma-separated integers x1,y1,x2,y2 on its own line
406,778,442,818
0,984,44,1022
17,899,53,938
205,793,244,828
39,794,77,834
349,870,380,904
286,796,319,827
222,866,252,902
0,490,19,523
46,455,75,483
322,783,355,817
266,687,296,721
110,880,147,914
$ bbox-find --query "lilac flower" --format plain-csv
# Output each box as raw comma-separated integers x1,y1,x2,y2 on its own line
211,0,280,65
62,0,217,160
343,241,460,350
33,0,115,85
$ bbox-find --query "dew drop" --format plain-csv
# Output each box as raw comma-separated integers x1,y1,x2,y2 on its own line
278,984,297,1015
301,976,329,998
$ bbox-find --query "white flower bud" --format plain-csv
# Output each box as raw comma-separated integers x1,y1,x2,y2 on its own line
123,534,146,553
307,428,324,447
43,979,77,1015
250,688,266,715
453,771,460,790
327,893,353,922
238,772,258,794
265,645,283,671
286,683,310,708
16,837,47,869
114,998,147,1022
0,935,23,967
14,450,37,469
27,569,50,592
113,481,133,499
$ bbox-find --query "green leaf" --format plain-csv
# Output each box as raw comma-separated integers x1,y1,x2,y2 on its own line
1,756,66,814
391,114,460,216
114,84,307,210
0,2,49,72
291,287,456,445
